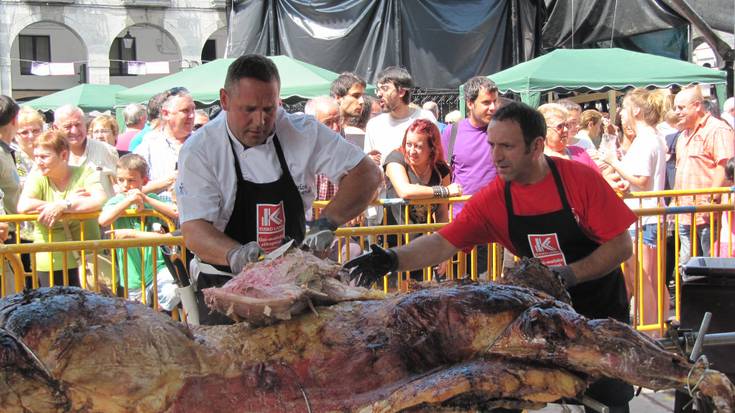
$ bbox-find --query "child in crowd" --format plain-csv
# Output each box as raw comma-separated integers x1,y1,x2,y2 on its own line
98,154,180,311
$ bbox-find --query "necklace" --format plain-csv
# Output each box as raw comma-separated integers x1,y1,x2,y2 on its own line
412,164,432,184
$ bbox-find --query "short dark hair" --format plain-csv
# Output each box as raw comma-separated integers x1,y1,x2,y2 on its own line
225,54,280,91
726,156,735,182
330,72,366,98
491,101,546,149
147,92,168,121
464,76,498,104
0,95,20,127
347,95,375,129
377,66,413,104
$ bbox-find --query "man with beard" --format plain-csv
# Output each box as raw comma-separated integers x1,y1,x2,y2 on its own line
363,66,436,167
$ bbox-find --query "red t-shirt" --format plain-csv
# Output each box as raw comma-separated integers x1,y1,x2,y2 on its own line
439,157,636,255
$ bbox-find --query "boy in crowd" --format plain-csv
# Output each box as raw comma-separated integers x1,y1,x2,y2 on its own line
98,154,180,311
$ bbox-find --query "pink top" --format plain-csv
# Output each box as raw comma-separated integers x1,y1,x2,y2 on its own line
567,145,600,173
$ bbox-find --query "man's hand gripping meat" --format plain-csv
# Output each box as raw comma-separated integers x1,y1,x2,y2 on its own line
343,244,399,287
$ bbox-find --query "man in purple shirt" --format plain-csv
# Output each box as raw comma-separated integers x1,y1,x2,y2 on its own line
441,76,500,218
440,76,501,276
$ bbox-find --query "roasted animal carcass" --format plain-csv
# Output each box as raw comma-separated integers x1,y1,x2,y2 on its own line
1,265,733,412
203,248,384,325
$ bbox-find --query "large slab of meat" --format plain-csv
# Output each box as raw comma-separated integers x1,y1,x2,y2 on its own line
203,248,385,325
1,262,733,412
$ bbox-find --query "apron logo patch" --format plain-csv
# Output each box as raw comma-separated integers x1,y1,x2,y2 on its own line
527,233,567,267
257,202,286,253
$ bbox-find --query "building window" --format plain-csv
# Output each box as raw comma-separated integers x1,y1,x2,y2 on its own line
109,37,137,76
19,35,51,75
201,39,216,64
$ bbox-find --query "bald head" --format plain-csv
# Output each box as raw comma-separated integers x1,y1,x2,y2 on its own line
305,96,341,133
673,85,704,131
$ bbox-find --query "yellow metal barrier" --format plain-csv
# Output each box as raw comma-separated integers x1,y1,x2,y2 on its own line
4,188,731,334
0,235,186,315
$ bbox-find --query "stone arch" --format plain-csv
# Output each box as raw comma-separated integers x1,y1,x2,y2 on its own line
10,20,89,97
201,26,227,63
108,22,183,87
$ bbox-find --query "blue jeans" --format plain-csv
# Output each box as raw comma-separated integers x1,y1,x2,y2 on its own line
678,224,711,265
628,224,658,247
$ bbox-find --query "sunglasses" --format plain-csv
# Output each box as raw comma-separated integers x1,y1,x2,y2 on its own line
192,123,203,131
167,86,189,97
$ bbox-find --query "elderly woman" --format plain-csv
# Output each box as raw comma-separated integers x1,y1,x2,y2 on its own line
88,114,119,147
14,106,44,182
17,130,107,287
538,103,598,171
384,119,461,279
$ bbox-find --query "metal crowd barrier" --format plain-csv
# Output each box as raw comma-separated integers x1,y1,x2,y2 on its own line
0,210,182,314
3,188,732,334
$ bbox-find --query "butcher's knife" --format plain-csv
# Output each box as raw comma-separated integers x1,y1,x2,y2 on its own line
262,238,295,261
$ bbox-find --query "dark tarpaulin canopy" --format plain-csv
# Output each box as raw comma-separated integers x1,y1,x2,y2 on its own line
541,0,687,50
480,48,727,108
227,0,545,89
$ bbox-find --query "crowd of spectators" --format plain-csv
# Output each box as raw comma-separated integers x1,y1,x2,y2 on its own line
0,72,733,308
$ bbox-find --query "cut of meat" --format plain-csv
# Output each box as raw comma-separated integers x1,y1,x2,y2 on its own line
202,249,384,325
0,280,733,412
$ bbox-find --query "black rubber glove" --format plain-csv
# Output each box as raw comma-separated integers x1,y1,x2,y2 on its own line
550,265,578,288
342,244,399,287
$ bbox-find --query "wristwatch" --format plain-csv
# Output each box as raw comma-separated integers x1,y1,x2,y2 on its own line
63,199,72,210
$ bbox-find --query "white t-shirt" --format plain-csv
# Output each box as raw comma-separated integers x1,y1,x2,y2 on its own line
364,108,436,165
176,107,366,232
570,130,596,151
620,129,666,226
68,138,119,197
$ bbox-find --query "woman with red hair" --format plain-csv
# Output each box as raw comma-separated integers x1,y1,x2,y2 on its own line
384,119,461,279
385,118,461,226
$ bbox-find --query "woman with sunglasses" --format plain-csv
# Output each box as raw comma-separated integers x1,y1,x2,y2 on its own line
539,103,599,172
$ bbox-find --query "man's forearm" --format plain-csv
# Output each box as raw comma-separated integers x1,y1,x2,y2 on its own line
395,233,459,272
322,157,382,225
142,179,172,194
181,219,240,265
569,230,632,284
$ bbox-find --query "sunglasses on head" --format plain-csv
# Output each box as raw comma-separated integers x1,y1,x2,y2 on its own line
167,86,189,97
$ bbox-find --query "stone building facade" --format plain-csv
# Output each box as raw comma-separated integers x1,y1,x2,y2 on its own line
0,0,227,99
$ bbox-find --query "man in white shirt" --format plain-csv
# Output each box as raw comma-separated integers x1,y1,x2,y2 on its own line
176,55,382,325
53,105,119,197
135,90,195,201
364,66,436,166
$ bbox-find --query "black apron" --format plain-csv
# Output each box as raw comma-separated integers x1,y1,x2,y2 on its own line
506,156,632,411
196,133,306,325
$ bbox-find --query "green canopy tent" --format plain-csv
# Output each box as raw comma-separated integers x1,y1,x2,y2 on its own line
25,84,127,113
115,55,374,106
460,48,728,111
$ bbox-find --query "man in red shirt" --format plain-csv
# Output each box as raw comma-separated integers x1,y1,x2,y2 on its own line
345,101,637,412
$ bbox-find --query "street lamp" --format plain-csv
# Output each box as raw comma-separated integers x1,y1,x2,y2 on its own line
122,31,135,49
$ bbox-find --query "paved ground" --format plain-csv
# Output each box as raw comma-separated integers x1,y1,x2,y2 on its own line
533,389,676,412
